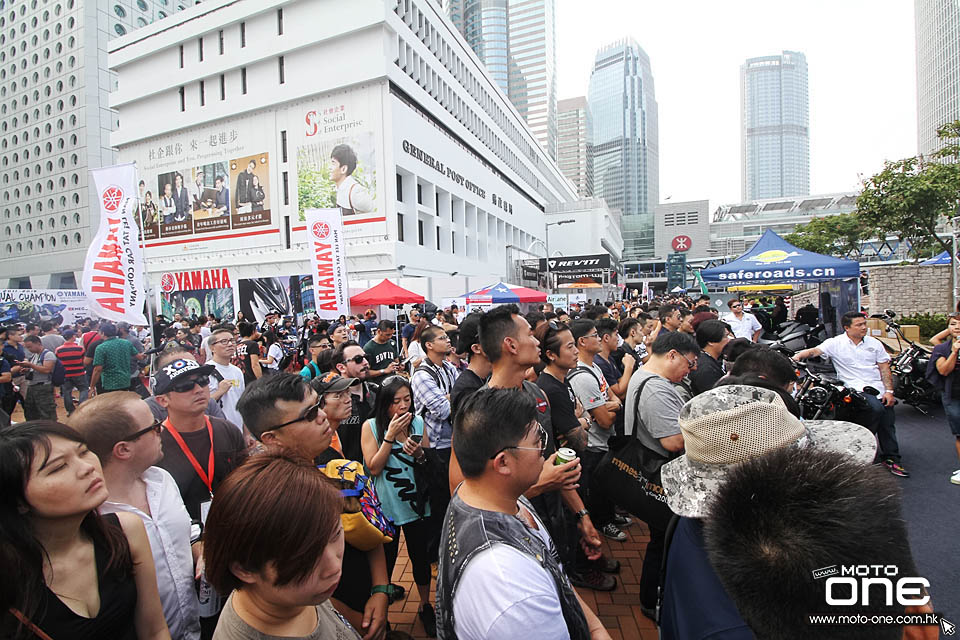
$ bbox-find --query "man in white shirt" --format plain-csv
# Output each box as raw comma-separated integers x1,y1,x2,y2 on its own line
437,387,610,640
207,327,246,432
69,391,201,640
723,299,762,341
794,311,907,477
330,143,374,215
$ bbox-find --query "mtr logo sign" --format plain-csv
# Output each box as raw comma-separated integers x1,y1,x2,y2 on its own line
671,235,692,252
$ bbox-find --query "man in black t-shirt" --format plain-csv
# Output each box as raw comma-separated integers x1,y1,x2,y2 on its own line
236,321,262,385
152,358,246,521
448,313,489,420
362,320,400,380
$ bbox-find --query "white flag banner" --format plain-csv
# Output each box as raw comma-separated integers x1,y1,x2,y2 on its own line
81,163,148,324
305,208,349,319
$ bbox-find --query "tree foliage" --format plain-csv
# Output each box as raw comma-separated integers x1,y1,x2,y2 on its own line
855,120,960,258
785,212,864,257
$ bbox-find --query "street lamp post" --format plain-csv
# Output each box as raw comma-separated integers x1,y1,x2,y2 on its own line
545,219,575,292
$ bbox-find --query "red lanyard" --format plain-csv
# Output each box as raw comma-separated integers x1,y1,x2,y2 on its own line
163,416,215,494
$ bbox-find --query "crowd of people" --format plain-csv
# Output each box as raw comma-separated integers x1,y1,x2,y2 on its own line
0,293,948,640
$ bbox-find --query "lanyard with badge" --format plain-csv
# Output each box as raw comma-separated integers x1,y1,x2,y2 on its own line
163,415,215,524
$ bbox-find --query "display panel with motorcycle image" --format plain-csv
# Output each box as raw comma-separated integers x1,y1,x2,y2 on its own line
0,289,92,326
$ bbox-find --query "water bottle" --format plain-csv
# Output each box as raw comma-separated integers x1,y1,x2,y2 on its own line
197,570,221,618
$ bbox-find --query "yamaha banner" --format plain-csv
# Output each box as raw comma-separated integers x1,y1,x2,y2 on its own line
305,208,349,319
82,163,147,324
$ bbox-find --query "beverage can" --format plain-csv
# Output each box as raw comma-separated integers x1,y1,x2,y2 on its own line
555,447,577,466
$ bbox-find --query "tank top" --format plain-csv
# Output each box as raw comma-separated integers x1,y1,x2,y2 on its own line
367,417,430,526
36,513,138,640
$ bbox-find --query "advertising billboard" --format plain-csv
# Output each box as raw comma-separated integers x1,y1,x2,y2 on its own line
124,113,277,254
295,87,386,239
237,275,321,326
0,289,92,325
157,268,235,321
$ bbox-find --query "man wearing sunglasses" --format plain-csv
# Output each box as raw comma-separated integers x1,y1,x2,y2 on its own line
332,341,377,462
437,388,611,640
69,390,202,640
723,299,762,342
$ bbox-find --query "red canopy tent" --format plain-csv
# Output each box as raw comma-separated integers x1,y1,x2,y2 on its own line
350,279,425,306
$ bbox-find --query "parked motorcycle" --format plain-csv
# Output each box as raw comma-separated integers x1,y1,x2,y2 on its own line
871,310,939,414
758,321,827,354
792,358,880,421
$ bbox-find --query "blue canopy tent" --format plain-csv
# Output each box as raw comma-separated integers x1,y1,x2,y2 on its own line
920,251,951,265
700,230,860,336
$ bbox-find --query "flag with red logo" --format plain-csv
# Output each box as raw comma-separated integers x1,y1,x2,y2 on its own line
305,208,349,319
81,163,147,324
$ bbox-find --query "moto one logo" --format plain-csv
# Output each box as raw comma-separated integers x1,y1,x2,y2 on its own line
821,565,930,607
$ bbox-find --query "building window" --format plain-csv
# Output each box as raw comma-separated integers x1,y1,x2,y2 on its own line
199,80,204,106
240,67,246,94
219,74,224,100
178,86,184,111
280,130,287,163
218,29,223,54
114,5,126,17
435,226,440,250
198,37,203,61
282,171,289,205
417,183,422,205
397,213,404,242
277,8,283,35
451,230,455,253
137,0,148,10
114,23,125,36
178,45,183,68
418,219,424,246
240,22,245,47
396,174,402,201
278,56,284,84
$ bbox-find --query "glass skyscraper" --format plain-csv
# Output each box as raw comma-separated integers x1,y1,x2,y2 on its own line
588,39,659,260
558,97,593,197
740,51,810,201
916,0,960,157
445,0,558,160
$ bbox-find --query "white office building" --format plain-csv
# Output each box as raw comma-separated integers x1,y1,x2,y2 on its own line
915,0,960,157
107,0,576,290
0,0,195,288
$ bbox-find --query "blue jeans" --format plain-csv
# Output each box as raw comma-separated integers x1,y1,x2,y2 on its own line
61,374,88,415
856,394,901,461
942,396,960,437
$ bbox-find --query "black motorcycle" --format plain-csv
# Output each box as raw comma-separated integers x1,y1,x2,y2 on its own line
758,321,827,354
793,359,880,421
871,310,939,414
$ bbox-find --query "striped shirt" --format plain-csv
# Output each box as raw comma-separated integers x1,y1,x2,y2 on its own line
55,342,86,378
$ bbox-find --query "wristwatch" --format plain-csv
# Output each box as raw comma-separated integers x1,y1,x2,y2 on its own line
575,508,590,521
370,585,392,596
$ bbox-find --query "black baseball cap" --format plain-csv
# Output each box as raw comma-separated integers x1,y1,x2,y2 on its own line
310,372,360,395
152,358,216,395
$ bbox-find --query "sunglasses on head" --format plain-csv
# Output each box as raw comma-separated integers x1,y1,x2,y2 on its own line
169,375,210,394
121,419,163,442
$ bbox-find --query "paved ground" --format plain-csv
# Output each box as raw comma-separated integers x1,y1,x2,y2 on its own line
14,397,956,637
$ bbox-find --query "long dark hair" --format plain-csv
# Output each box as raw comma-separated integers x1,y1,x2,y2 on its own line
372,376,414,443
0,421,133,633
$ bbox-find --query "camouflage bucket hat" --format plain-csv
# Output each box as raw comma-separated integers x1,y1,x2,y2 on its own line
661,385,877,519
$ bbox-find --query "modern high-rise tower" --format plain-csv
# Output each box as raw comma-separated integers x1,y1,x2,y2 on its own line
0,2,196,287
557,97,593,198
740,50,810,201
445,0,558,160
915,0,960,157
587,39,659,260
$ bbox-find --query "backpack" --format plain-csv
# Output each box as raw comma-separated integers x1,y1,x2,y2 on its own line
412,362,448,417
47,350,66,386
318,459,396,551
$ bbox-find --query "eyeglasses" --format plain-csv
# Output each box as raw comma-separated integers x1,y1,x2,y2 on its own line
347,354,367,365
584,332,600,340
730,304,742,309
318,343,332,350
490,423,547,459
211,338,236,346
265,399,323,432
169,375,210,394
675,351,698,370
121,419,163,442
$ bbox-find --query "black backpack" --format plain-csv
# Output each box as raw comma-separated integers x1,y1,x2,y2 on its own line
46,350,66,386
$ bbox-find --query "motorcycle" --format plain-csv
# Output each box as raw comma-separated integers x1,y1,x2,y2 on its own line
793,359,880,421
871,310,939,414
758,321,827,354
